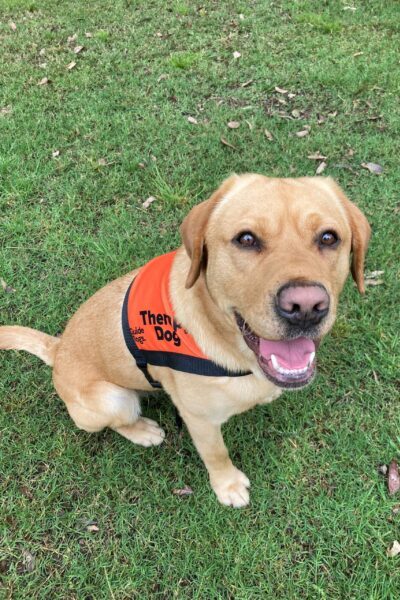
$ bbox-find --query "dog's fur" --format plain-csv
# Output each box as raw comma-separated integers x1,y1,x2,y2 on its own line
0,174,370,507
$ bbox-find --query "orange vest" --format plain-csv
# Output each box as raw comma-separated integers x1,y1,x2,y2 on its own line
122,251,250,387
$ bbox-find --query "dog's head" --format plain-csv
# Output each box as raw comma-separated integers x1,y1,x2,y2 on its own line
180,174,370,389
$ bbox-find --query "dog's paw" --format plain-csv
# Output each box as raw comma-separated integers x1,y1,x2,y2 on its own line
116,417,165,447
211,468,250,508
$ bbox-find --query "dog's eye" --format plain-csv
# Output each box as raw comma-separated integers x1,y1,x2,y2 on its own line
234,231,261,249
319,230,339,247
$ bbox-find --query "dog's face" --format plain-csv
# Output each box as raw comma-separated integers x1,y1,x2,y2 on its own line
181,174,370,389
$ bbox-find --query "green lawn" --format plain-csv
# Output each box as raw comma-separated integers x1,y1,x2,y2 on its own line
1,0,400,597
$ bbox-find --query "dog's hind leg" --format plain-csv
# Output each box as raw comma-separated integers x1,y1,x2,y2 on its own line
54,376,165,447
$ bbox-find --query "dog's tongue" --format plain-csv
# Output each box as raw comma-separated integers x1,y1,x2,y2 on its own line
259,337,315,370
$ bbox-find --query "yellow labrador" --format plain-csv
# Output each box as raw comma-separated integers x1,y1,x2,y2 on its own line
0,175,370,507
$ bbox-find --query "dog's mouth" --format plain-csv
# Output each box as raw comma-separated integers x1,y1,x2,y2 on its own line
235,313,316,389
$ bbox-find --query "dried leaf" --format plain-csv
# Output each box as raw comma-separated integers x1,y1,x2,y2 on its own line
187,116,198,124
1,278,16,293
296,127,310,138
38,77,50,86
275,86,288,94
361,162,383,175
366,270,384,279
291,109,301,118
388,461,400,495
365,279,384,286
97,158,107,166
353,51,364,57
142,196,156,209
378,464,388,476
52,150,60,158
85,32,93,38
73,45,84,54
67,34,77,43
39,63,47,69
315,161,327,175
328,111,338,118
66,61,76,70
241,79,253,88
157,73,168,82
276,110,292,120
0,106,12,117
227,120,240,129
138,162,146,169
233,51,241,59
20,550,35,573
264,129,274,141
9,21,17,32
172,486,193,496
287,93,296,99
387,540,400,557
392,505,400,515
220,137,237,150
39,48,46,56
87,524,99,532
317,114,326,124
308,152,327,160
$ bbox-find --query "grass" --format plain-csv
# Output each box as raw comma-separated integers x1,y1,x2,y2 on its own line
1,0,400,597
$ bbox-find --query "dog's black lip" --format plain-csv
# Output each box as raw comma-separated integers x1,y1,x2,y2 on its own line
234,311,317,389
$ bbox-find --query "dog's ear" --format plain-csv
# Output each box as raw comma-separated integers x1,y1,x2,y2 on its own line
325,178,371,294
180,175,239,289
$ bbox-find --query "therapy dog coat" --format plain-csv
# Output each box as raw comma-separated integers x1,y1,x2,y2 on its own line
122,251,250,387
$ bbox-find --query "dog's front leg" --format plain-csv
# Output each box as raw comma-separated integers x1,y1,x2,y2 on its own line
179,409,250,508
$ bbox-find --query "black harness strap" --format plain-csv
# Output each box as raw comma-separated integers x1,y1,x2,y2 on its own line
122,280,162,388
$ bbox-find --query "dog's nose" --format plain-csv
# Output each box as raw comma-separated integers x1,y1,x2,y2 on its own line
276,283,329,328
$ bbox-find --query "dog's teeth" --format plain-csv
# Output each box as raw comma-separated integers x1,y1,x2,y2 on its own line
271,354,280,370
308,352,315,367
270,353,309,377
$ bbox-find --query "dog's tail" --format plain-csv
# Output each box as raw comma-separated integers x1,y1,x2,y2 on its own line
0,326,60,367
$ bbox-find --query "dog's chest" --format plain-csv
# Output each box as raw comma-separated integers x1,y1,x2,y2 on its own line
163,369,282,424
215,375,282,417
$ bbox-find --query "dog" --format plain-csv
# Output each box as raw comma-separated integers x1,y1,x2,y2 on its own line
0,174,370,507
